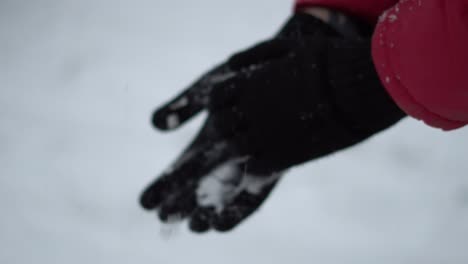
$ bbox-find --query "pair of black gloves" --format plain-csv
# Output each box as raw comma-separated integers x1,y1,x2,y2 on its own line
140,12,405,233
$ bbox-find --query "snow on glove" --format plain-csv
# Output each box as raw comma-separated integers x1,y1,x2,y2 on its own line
140,13,406,233
141,116,281,232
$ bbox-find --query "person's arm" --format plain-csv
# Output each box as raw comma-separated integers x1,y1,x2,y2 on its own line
296,0,468,130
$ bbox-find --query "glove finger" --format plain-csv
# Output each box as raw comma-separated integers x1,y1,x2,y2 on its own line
139,149,198,210
158,187,197,222
140,118,237,210
141,117,217,209
227,39,292,71
140,141,234,210
152,63,237,131
212,175,280,232
189,207,216,233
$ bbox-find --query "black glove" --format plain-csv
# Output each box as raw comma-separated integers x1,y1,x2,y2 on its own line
140,13,406,233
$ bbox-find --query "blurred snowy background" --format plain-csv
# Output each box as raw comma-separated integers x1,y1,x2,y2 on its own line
1,0,468,263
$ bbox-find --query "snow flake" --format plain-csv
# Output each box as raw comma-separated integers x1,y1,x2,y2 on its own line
388,14,398,23
378,10,389,23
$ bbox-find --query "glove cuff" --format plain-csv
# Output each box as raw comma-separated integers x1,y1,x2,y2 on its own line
279,11,372,41
327,40,406,134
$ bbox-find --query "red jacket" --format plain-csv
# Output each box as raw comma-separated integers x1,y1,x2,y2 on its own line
296,0,468,130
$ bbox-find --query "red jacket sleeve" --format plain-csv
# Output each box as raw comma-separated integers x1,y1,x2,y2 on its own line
295,0,468,130
372,0,468,130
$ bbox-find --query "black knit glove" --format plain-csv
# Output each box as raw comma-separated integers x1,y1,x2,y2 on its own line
140,13,406,233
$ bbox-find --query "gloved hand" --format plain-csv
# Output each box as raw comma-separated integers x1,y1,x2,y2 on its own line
140,12,406,233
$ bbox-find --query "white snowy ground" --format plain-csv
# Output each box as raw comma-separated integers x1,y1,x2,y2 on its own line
2,1,468,263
